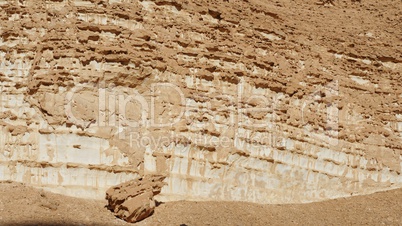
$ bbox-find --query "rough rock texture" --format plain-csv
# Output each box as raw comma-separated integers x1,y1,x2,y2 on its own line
0,0,401,204
105,175,165,223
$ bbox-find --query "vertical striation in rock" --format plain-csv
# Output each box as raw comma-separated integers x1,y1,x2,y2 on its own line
0,0,401,203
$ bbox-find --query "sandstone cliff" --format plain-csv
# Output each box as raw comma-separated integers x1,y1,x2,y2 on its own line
0,0,401,203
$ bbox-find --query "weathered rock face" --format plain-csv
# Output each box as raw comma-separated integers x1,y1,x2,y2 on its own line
0,0,401,203
106,174,165,223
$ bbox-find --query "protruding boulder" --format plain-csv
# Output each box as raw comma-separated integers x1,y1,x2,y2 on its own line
106,175,166,223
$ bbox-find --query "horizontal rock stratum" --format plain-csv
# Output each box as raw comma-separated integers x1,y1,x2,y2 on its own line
0,0,401,203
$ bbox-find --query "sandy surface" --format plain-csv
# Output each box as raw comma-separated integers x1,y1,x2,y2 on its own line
0,181,401,226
